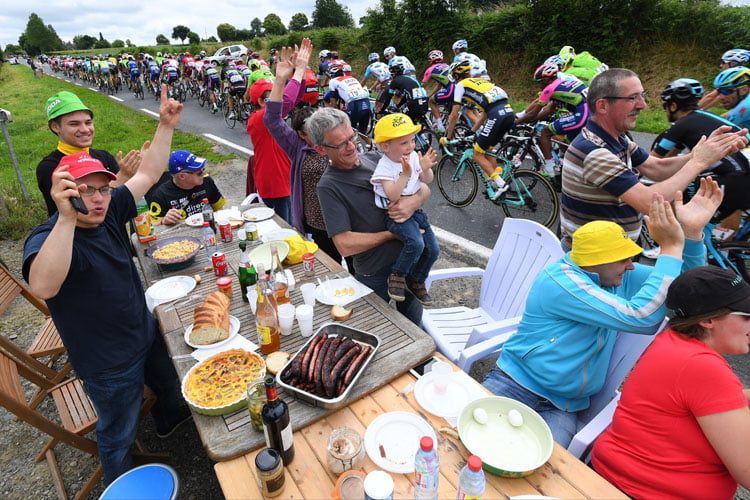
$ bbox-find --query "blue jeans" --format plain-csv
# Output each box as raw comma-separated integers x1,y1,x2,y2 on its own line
482,366,578,447
82,331,183,485
386,209,440,283
263,196,291,226
356,265,423,325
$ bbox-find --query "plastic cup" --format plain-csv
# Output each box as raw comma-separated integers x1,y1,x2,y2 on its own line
431,360,452,395
247,287,258,315
296,304,314,337
300,283,316,307
277,303,296,336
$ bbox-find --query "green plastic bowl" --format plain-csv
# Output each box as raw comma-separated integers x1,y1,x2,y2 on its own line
457,396,553,477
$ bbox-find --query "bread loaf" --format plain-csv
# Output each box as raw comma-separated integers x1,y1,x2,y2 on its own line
190,292,231,345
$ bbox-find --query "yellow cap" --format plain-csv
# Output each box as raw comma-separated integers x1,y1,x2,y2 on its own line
374,113,421,144
569,221,643,266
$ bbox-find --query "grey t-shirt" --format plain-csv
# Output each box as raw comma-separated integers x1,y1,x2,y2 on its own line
317,152,403,275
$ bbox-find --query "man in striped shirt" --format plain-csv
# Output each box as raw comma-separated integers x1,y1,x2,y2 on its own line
559,68,746,248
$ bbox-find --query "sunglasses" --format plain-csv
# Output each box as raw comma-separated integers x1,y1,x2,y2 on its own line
717,88,736,95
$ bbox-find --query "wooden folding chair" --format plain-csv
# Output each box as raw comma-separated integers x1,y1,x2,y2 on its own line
0,350,162,500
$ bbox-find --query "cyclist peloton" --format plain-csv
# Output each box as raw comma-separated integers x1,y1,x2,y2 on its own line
361,52,392,117
223,61,247,120
439,59,515,199
421,49,454,133
388,63,430,127
451,39,489,80
711,65,750,129
699,49,750,110
324,62,373,144
652,78,750,221
515,61,589,183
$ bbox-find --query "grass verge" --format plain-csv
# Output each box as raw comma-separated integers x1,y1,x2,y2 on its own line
0,64,232,239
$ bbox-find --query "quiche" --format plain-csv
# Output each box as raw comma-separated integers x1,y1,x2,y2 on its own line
182,349,266,415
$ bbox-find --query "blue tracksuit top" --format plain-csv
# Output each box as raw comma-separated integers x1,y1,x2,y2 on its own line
497,238,706,412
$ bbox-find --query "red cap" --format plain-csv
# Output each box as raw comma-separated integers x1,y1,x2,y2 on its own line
249,79,273,105
467,454,482,471
54,152,117,181
419,436,433,452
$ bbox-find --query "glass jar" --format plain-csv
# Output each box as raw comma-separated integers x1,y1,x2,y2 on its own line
326,427,365,475
247,380,266,432
255,448,285,497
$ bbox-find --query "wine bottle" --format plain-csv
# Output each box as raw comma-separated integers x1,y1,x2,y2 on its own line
262,376,295,465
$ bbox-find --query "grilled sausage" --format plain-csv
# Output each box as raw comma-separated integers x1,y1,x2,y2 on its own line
322,336,342,397
343,345,372,386
306,334,326,382
329,345,360,394
315,336,336,395
300,334,323,381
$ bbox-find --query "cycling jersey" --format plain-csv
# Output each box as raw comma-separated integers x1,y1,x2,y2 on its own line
164,64,180,82
248,68,274,87
565,52,607,86
302,68,320,105
236,64,251,82
126,60,140,80
453,51,488,78
205,65,221,90
99,61,110,74
388,55,416,74
327,75,370,104
421,63,451,87
364,62,391,83
726,91,750,129
475,105,516,154
389,75,429,122
538,76,589,139
453,78,508,113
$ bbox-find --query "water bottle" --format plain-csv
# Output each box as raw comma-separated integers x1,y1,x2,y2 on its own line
201,197,217,233
456,455,485,500
202,221,217,261
414,436,439,500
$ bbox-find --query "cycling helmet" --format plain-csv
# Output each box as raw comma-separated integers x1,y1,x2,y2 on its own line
389,62,405,76
368,52,380,63
184,52,190,56
448,59,471,78
270,48,278,55
384,46,396,57
559,45,575,57
342,63,352,73
327,62,343,78
200,50,206,56
713,66,750,89
452,39,468,51
330,51,339,59
544,54,564,69
533,62,559,81
250,52,260,59
319,49,330,60
156,52,162,57
721,49,750,66
660,78,704,107
428,50,443,62
249,60,262,71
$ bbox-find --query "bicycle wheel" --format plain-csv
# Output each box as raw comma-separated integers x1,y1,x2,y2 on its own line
416,127,438,155
711,242,750,281
501,170,559,228
224,107,237,129
497,139,544,173
436,155,478,207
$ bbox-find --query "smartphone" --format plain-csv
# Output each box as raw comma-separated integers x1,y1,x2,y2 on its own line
409,355,441,379
70,196,88,215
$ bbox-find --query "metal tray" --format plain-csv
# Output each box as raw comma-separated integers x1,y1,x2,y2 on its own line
276,322,380,409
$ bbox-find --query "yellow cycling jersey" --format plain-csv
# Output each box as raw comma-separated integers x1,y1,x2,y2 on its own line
453,78,508,113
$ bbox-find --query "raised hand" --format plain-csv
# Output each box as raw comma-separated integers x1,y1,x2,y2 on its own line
673,176,723,240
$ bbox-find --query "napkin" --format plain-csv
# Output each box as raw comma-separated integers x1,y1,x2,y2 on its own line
317,276,374,307
256,219,281,237
191,335,259,362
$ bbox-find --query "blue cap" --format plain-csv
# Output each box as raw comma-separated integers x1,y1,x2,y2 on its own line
168,150,207,174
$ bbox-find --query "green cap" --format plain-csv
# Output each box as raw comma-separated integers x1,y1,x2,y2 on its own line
45,91,92,121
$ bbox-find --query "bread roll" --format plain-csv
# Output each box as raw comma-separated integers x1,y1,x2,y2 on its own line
190,292,231,345
265,351,290,375
331,305,352,321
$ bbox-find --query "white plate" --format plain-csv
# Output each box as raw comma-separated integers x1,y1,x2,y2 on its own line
184,315,240,349
242,207,275,222
261,228,298,243
185,214,204,227
414,371,474,419
364,411,437,474
146,276,196,303
248,240,290,270
315,278,364,306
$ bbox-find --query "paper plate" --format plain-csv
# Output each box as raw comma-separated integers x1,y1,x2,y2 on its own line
146,275,196,303
414,371,476,419
248,241,290,270
185,214,205,227
261,228,298,243
242,207,275,222
364,411,437,474
184,315,240,349
315,278,364,306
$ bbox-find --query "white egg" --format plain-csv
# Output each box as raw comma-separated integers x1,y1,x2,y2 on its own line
472,407,488,425
508,409,524,427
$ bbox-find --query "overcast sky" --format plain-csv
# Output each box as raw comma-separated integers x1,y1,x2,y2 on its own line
0,1,374,50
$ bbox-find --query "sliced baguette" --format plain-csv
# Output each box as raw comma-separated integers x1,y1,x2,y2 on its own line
190,325,229,345
265,351,291,375
331,304,352,321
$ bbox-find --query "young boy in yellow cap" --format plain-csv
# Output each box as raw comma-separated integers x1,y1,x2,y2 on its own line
371,113,439,304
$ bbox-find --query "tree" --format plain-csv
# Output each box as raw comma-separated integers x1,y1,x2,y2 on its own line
263,14,288,36
126,39,133,47
206,36,218,43
250,18,263,38
73,34,97,50
188,32,200,45
19,13,63,56
172,25,191,44
289,13,310,32
112,39,125,48
94,39,111,49
312,0,355,28
156,34,169,45
217,23,237,42
5,43,22,55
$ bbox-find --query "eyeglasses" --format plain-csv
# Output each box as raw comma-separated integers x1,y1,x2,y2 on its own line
605,91,648,103
80,185,111,197
323,132,358,151
183,169,205,176
717,87,736,95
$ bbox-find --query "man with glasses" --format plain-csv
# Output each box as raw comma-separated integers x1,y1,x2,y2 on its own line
560,68,747,248
146,150,226,225
22,87,190,486
712,66,750,130
308,107,430,325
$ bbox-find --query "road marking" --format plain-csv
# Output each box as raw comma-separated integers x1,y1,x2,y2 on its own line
203,134,254,155
432,225,492,265
141,108,159,118
109,96,123,102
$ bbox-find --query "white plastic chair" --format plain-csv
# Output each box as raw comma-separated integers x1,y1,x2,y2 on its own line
421,218,563,371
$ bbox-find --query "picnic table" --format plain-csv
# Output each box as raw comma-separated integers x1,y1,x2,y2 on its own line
133,205,436,461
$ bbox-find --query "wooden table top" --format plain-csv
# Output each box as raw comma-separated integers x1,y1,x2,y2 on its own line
214,363,628,499
134,207,436,461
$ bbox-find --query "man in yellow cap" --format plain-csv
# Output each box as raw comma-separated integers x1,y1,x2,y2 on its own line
482,177,722,447
36,90,144,216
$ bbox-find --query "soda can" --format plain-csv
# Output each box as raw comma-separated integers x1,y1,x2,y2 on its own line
245,222,258,241
219,221,233,243
216,276,233,298
211,252,228,276
302,252,315,278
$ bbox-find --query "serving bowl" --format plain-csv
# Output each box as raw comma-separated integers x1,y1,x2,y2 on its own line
146,235,201,271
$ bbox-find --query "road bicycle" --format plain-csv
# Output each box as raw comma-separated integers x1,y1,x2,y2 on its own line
225,95,251,129
133,76,144,100
436,139,559,228
704,212,750,280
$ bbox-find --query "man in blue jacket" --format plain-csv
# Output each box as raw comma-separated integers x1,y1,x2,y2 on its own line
483,177,722,447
